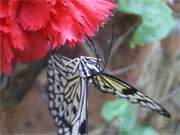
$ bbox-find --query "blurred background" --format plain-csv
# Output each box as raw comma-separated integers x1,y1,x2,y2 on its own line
0,0,180,135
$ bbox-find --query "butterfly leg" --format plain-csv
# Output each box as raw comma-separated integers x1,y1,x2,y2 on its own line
80,56,103,62
65,57,81,73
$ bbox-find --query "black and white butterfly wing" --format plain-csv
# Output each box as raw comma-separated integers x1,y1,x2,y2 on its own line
92,73,171,117
48,55,88,135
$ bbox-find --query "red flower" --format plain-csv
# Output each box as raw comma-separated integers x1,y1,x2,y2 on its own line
0,0,115,74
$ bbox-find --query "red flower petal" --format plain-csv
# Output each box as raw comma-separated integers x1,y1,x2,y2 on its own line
15,30,50,62
1,18,27,50
0,0,115,74
9,0,20,19
49,0,115,48
46,0,56,5
10,21,27,50
46,24,61,50
0,1,9,18
51,1,85,45
0,32,14,73
17,1,50,31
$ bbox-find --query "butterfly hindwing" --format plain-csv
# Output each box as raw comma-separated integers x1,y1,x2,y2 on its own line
92,73,171,117
48,55,88,135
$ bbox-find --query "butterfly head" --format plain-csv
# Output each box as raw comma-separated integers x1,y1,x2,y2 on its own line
63,56,102,78
78,56,102,78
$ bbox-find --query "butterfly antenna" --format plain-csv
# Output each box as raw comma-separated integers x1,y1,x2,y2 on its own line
86,36,103,65
102,23,115,72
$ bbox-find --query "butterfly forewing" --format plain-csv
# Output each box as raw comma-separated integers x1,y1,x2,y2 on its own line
92,73,171,117
48,55,88,135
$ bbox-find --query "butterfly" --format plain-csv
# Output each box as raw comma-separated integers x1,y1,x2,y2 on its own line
47,54,170,135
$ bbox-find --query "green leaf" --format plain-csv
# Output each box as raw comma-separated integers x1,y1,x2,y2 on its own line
117,0,176,47
142,127,159,135
135,127,159,135
120,127,159,135
101,99,136,131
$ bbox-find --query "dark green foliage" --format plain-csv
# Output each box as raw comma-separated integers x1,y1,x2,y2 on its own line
117,0,176,47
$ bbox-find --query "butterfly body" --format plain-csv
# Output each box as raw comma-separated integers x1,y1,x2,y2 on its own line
65,56,102,78
48,55,170,135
